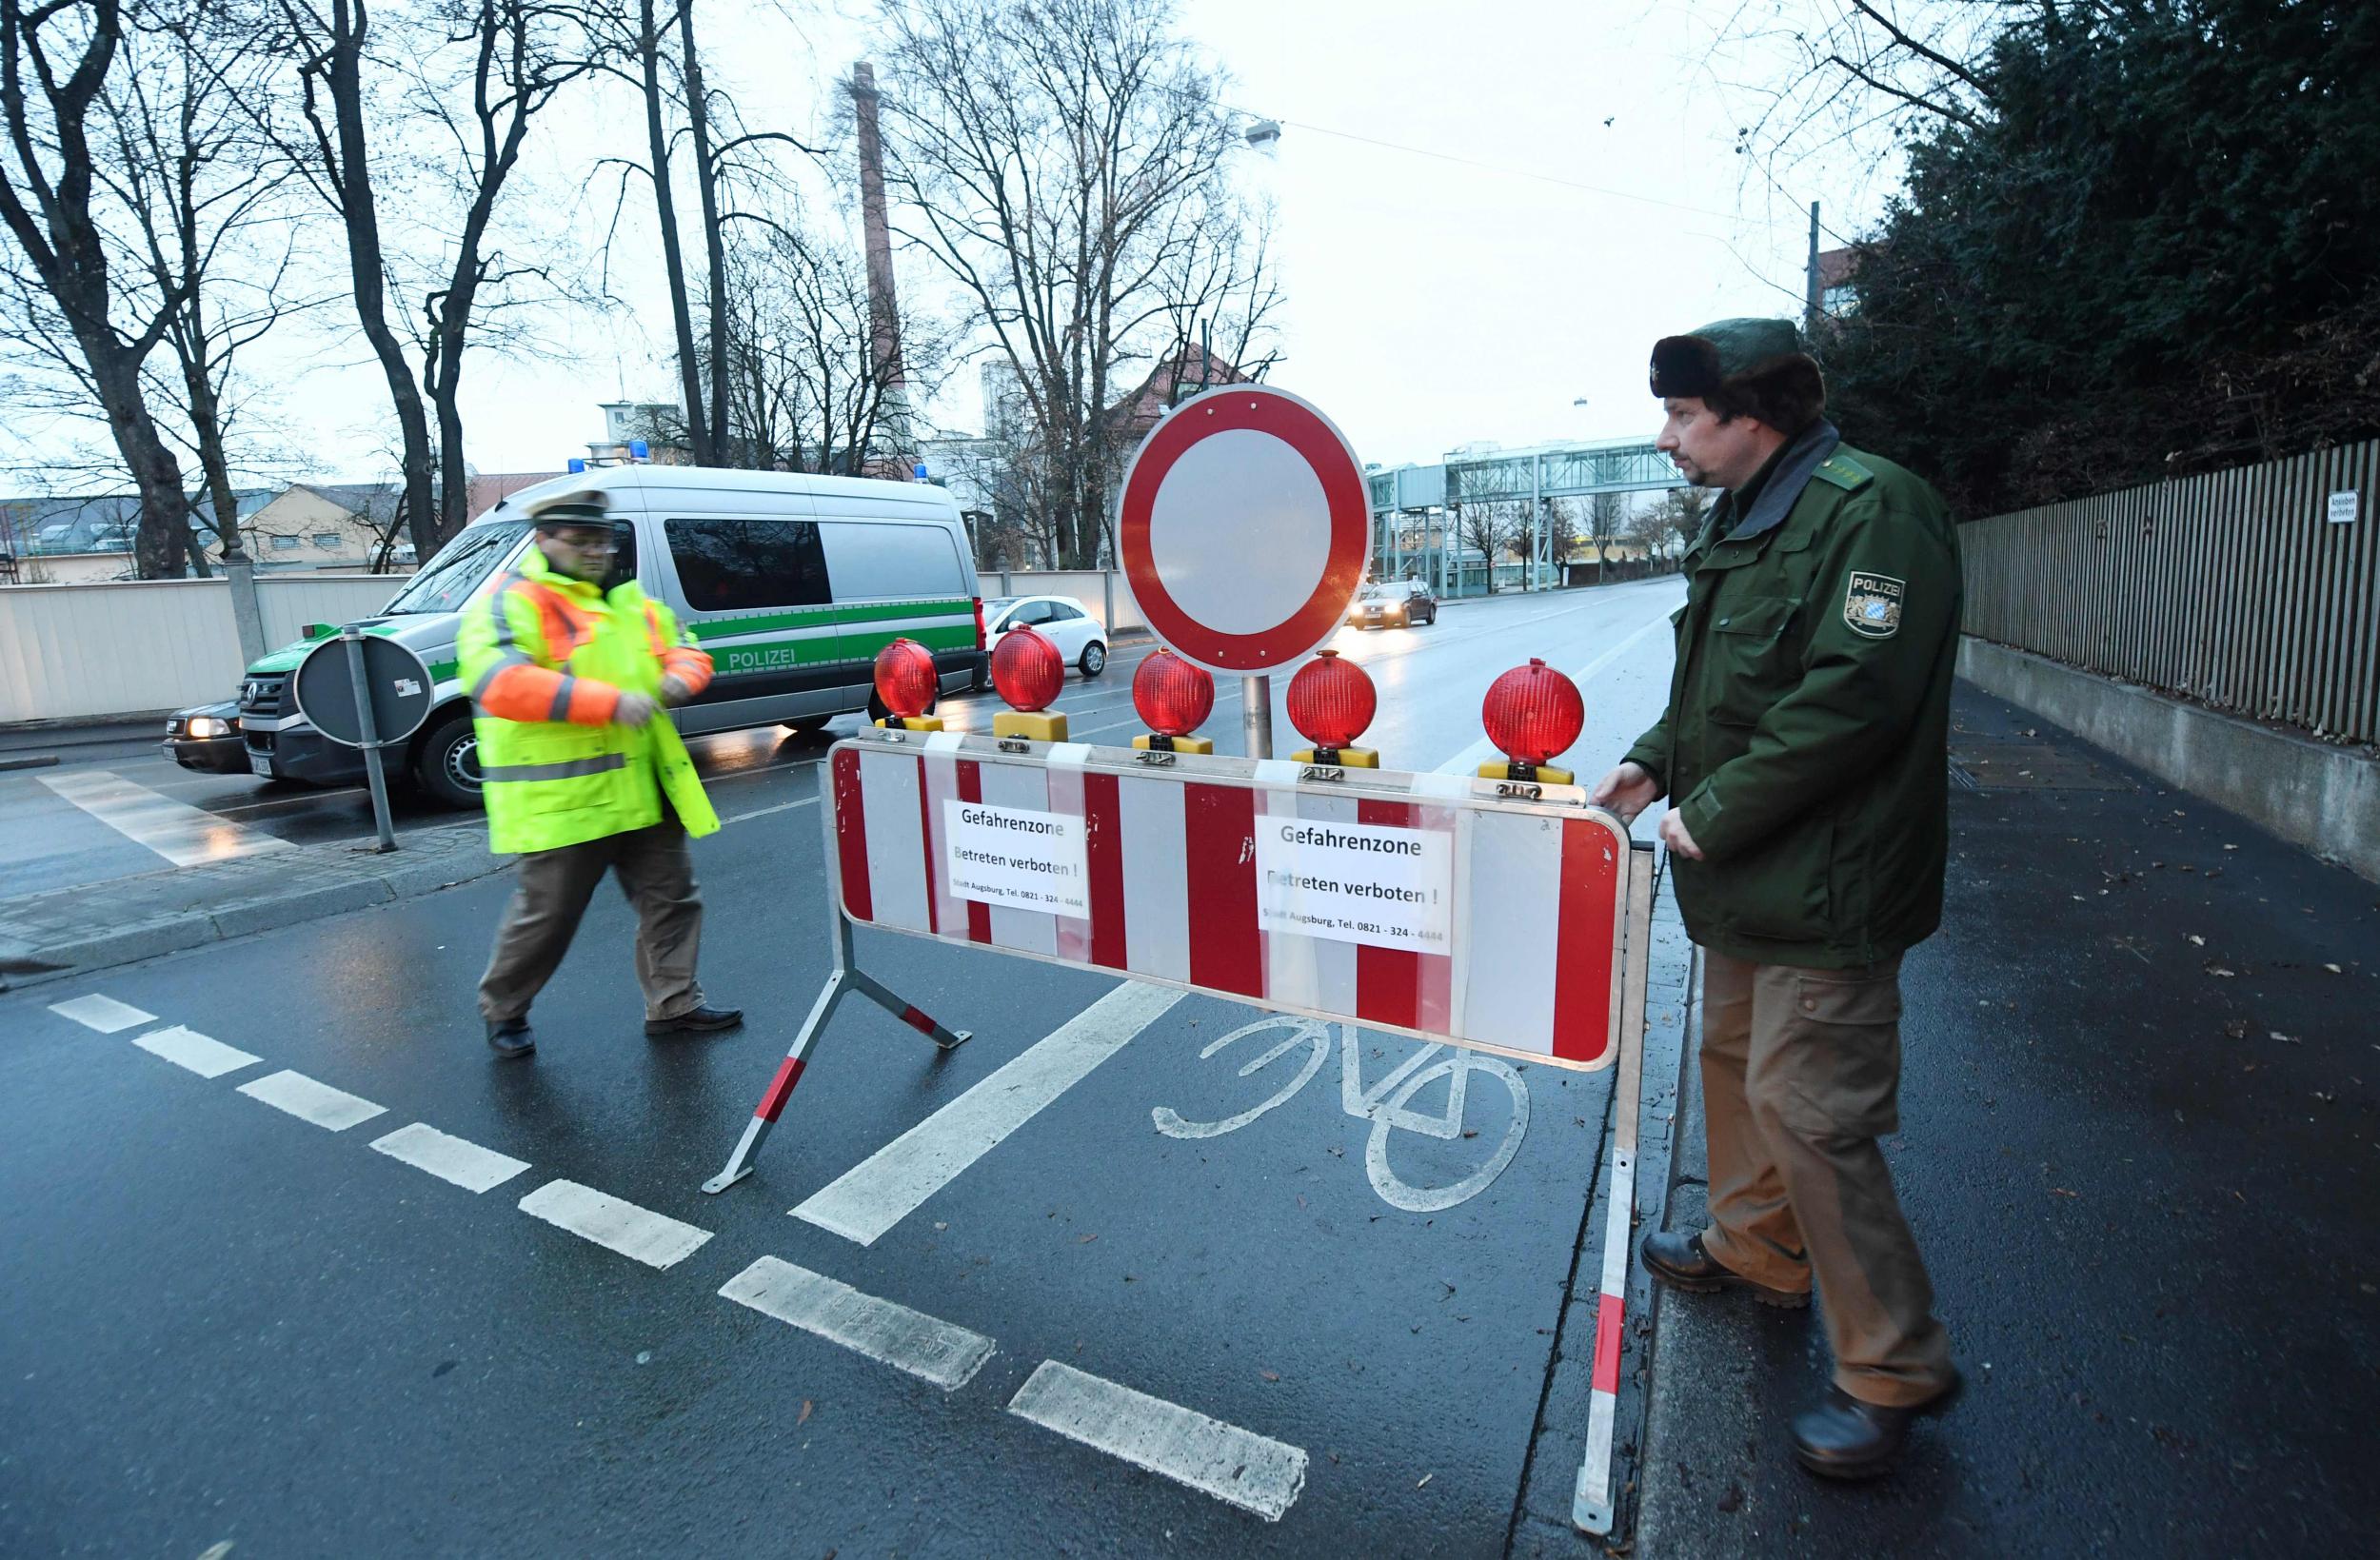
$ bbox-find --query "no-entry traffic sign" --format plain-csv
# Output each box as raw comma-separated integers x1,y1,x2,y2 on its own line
1118,385,1370,675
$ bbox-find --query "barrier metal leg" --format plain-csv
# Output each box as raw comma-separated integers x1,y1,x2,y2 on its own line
702,915,973,1195
846,967,973,1051
1574,841,1656,1535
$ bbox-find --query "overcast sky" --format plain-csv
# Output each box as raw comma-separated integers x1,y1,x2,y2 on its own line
9,0,1893,488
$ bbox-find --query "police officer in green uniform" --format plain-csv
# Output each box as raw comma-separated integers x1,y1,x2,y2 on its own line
1589,319,1962,1478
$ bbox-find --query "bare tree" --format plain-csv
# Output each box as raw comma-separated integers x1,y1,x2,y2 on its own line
408,0,591,541
715,208,954,475
0,0,196,577
874,0,1280,568
1457,499,1526,593
101,0,307,579
271,0,436,561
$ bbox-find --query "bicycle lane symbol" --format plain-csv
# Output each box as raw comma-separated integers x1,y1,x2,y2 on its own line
1151,1015,1532,1214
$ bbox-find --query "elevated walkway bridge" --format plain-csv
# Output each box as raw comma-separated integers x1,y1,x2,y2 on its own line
1366,437,1684,596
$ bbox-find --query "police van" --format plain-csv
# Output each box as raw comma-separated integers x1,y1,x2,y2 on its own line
234,467,985,806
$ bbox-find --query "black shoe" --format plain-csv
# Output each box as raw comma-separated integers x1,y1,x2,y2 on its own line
1789,1371,1964,1480
645,1004,744,1037
1641,1230,1811,1309
486,1017,535,1058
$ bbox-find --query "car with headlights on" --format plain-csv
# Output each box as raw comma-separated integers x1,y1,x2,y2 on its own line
161,701,247,774
1346,579,1437,629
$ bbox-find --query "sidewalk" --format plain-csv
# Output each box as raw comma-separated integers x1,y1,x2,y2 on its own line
1635,682,2378,1556
0,821,508,985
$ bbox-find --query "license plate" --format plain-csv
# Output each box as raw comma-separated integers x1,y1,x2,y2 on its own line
249,754,275,778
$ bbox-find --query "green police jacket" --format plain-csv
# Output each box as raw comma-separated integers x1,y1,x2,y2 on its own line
1623,421,1961,969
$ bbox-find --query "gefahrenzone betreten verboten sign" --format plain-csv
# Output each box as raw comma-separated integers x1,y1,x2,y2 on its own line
1253,817,1453,952
943,800,1090,916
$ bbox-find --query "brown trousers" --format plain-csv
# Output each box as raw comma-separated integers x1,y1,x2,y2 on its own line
478,819,706,1025
1696,948,1954,1407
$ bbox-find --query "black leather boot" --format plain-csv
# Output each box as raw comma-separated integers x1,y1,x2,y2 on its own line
1789,1371,1963,1479
1641,1230,1810,1309
486,1017,534,1058
645,1004,744,1037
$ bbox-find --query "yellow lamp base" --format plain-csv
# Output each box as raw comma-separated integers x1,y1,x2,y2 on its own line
1478,759,1575,784
875,715,945,732
1294,746,1380,768
1132,734,1215,754
993,710,1070,741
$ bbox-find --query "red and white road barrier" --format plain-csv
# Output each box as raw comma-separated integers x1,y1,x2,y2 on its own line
828,733,1629,1070
706,729,1658,1540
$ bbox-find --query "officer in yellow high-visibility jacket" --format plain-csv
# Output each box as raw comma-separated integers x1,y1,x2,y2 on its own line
456,492,739,1058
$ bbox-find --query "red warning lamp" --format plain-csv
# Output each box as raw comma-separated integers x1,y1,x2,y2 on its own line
990,624,1068,741
1479,658,1585,784
872,638,942,732
1286,649,1379,768
1131,650,1216,755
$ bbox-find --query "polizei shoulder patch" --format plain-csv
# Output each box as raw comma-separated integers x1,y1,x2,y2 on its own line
1813,452,1874,492
1843,571,1905,638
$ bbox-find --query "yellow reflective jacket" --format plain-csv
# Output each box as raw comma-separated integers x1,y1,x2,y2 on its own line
455,544,720,854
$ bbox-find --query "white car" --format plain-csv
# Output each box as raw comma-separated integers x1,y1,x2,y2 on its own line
982,595,1108,678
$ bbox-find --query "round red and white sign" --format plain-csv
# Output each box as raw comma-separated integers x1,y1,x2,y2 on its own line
1117,385,1369,675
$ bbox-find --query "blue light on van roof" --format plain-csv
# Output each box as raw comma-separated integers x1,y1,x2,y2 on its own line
567,458,586,473
628,439,650,461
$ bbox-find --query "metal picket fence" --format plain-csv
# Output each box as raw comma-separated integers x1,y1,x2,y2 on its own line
1959,439,2380,746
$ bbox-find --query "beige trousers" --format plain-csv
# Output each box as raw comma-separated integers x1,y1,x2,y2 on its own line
1696,948,1954,1407
478,819,705,1024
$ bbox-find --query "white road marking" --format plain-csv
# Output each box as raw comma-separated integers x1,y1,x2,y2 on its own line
236,1069,387,1131
517,1178,711,1269
719,1255,996,1391
37,768,295,867
47,993,156,1033
792,980,1184,1245
1433,610,1679,777
721,794,821,825
369,1122,530,1194
1005,1360,1309,1522
131,1025,260,1078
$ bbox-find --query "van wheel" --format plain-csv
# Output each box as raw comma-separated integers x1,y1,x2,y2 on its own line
411,709,483,809
1079,641,1107,678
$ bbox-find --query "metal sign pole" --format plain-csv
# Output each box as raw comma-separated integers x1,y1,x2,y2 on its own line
1241,675,1273,760
344,629,397,853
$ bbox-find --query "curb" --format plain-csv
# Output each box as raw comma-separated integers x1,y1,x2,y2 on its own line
0,837,514,989
1506,868,1695,1555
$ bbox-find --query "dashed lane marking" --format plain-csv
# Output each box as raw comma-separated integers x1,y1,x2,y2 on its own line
720,1255,996,1391
720,794,821,826
370,1122,531,1194
131,1025,261,1078
792,979,1184,1246
38,768,295,867
236,1069,387,1132
518,1178,712,1269
1005,1360,1309,1522
47,993,157,1033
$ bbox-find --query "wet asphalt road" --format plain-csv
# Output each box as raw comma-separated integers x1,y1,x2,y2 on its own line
0,583,1684,1558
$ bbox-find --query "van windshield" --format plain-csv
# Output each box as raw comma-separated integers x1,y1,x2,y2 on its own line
381,522,529,615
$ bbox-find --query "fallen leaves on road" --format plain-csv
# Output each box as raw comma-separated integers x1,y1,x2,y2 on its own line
1260,1370,1280,1382
797,1399,813,1426
2206,964,2236,977
2224,1019,2249,1039
1076,1234,1098,1244
1416,1473,1434,1490
2051,1187,2080,1197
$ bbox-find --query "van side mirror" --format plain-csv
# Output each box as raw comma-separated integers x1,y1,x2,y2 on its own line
303,622,336,641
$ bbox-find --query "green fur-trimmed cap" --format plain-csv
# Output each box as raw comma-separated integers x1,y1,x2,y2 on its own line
1649,317,1811,400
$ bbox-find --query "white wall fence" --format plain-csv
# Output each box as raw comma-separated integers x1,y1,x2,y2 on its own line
0,569,1150,726
0,575,405,724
